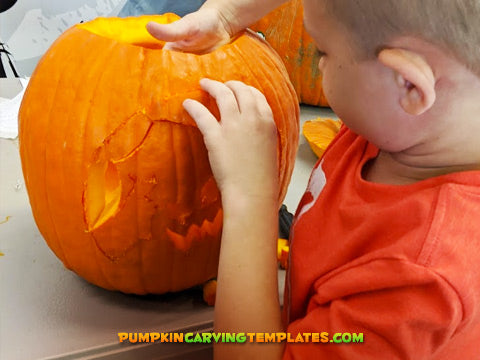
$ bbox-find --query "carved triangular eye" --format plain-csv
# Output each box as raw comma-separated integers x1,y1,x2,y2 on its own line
83,112,153,232
84,157,121,231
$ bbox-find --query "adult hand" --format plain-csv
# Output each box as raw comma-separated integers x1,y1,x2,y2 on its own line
146,7,233,54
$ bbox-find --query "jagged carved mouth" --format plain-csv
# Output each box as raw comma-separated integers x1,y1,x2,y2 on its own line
163,177,222,251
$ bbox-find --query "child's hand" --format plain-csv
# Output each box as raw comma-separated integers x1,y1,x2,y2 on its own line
183,78,279,204
146,8,232,54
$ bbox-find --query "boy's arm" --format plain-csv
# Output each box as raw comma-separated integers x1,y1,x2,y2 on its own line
184,79,284,360
146,0,287,53
215,181,284,360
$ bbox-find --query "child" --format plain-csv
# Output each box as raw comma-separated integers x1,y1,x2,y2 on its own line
148,1,480,359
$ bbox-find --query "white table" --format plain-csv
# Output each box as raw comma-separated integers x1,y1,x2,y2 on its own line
0,78,335,360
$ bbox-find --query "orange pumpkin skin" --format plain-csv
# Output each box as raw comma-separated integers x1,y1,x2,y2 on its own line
19,14,299,294
251,0,328,107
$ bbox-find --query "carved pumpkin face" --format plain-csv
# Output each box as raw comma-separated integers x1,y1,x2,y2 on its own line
19,14,299,294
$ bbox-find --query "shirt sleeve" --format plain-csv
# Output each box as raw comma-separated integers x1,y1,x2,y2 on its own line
283,258,463,359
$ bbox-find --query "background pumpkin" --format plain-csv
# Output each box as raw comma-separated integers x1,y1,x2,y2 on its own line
18,14,299,295
250,0,329,107
303,118,342,158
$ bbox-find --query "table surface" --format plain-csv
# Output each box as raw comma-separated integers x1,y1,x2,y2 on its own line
0,78,336,360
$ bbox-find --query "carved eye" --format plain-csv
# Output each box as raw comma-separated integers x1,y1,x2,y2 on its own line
84,112,152,232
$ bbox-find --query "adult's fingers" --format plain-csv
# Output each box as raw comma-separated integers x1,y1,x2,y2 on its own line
146,16,198,43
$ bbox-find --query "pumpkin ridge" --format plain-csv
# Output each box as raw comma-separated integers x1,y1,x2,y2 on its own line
170,122,194,284
24,35,74,267
82,41,125,291
167,122,177,292
135,47,149,295
233,39,291,201
285,3,300,95
60,40,114,255
42,33,108,271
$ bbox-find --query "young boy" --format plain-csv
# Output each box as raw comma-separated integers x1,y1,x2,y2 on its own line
148,1,480,358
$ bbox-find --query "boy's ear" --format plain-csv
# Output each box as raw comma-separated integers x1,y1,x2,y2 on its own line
378,48,436,115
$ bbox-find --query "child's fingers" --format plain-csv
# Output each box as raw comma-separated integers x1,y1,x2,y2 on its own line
199,78,240,119
225,81,275,124
250,86,275,122
224,80,259,117
183,99,219,138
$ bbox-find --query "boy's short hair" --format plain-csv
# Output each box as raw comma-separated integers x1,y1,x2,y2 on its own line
323,0,480,75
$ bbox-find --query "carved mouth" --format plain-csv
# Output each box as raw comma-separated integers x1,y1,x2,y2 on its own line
166,208,223,252
162,176,222,251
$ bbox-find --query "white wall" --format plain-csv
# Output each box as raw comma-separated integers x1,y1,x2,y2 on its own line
0,0,127,76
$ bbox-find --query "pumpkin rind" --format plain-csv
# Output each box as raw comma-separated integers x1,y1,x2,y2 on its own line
302,118,342,158
250,0,328,107
19,14,299,294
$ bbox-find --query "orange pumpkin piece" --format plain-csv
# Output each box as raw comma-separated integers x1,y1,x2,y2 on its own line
303,118,342,158
251,0,328,107
19,14,299,295
277,238,289,269
202,279,217,306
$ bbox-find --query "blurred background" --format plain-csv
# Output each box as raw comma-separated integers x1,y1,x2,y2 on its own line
0,0,127,77
0,0,215,77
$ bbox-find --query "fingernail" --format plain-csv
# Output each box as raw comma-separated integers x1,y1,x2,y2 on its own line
199,78,209,88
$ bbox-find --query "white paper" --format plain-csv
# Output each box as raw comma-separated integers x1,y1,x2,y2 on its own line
0,77,29,139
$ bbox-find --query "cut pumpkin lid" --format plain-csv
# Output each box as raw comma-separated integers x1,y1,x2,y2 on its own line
302,117,342,158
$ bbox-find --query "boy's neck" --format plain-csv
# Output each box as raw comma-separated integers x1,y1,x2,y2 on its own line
363,150,480,185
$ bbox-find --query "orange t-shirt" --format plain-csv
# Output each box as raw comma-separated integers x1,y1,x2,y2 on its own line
283,127,480,359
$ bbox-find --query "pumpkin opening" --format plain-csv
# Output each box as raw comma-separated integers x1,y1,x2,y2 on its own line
84,159,122,231
76,15,178,49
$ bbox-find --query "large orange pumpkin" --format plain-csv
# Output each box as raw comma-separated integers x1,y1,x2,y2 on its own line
18,14,299,294
250,0,328,107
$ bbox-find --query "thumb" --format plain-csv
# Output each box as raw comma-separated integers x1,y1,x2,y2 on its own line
146,16,199,42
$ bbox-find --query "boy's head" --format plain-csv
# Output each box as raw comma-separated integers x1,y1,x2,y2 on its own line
303,0,480,155
322,0,480,77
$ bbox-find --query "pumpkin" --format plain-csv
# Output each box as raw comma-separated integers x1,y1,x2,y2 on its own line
202,279,217,306
302,118,342,158
250,0,329,107
18,14,299,294
277,238,289,269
